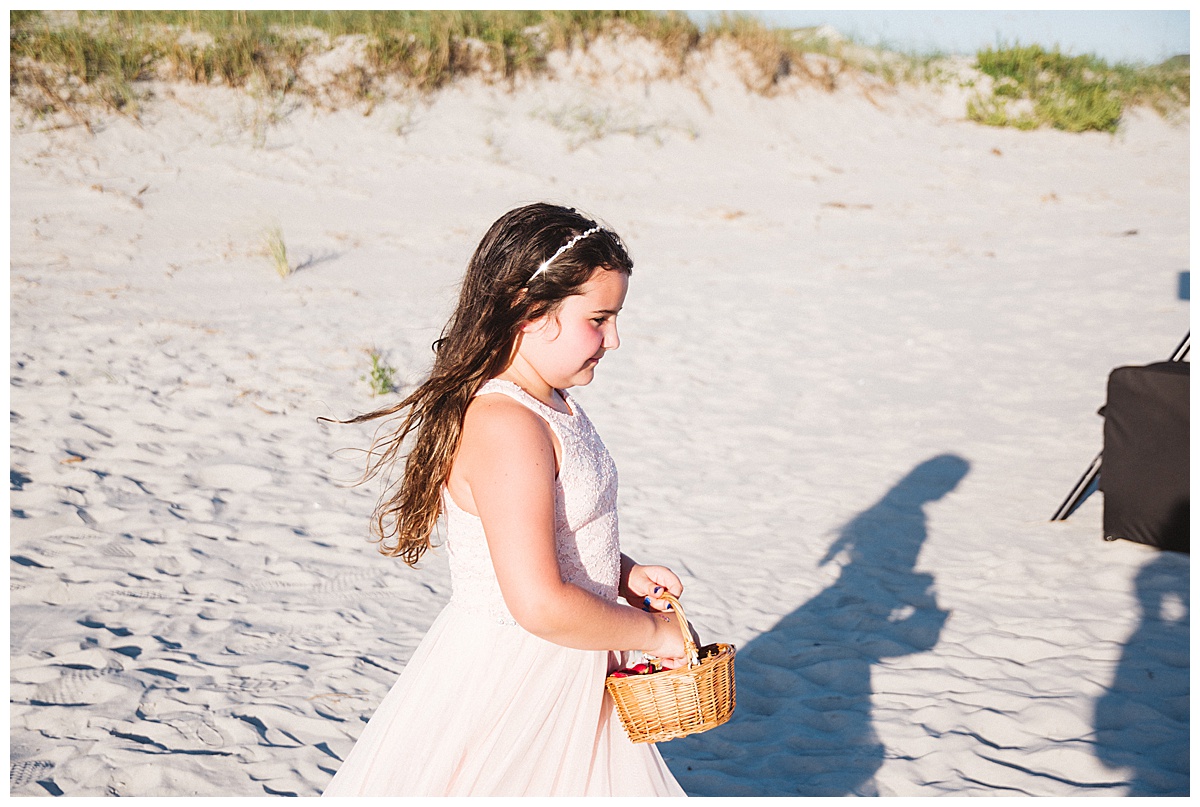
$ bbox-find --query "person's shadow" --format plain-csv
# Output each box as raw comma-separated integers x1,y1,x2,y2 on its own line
663,454,969,796
1092,549,1190,795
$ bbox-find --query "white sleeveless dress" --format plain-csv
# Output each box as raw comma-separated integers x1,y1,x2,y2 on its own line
322,379,685,796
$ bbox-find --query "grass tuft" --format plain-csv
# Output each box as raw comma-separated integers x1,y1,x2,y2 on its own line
361,349,398,396
263,225,291,278
707,13,794,93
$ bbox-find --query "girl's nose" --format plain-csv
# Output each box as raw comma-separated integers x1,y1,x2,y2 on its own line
604,322,620,351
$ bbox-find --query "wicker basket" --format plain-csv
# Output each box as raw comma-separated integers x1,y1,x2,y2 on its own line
605,593,736,744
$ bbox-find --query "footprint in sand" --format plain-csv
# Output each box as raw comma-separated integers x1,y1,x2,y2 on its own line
10,759,54,789
30,666,134,707
101,541,137,558
152,711,228,748
223,629,331,655
308,692,373,721
243,571,399,599
195,464,273,491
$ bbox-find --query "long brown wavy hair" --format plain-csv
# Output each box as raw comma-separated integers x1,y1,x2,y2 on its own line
337,203,633,566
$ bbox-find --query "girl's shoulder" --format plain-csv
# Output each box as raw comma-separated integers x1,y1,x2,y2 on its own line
462,389,555,451
457,390,561,486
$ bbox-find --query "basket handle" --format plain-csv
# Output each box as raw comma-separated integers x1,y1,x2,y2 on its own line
657,592,700,668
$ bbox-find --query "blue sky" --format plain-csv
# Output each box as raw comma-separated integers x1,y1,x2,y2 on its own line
686,10,1189,65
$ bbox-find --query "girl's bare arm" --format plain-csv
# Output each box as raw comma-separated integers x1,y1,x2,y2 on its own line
457,396,686,662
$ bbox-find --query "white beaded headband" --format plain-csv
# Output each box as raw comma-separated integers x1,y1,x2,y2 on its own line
528,226,602,282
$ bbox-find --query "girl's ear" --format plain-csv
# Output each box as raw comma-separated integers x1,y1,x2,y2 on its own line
520,314,548,334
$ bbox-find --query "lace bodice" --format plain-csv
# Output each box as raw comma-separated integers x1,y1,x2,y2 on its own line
443,379,621,625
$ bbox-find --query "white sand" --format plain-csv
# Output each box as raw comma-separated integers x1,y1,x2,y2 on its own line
9,41,1189,796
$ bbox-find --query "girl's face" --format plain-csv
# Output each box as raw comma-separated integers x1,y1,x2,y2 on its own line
519,268,628,390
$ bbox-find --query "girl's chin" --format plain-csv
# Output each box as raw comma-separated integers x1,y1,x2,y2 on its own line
567,367,597,387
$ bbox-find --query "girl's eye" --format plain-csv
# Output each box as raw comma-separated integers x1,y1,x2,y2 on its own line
592,317,607,325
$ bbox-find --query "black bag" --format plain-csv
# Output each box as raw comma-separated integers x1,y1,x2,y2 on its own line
1099,361,1190,552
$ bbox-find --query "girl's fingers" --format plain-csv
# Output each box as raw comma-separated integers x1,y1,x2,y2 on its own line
643,594,673,612
649,584,678,606
648,576,681,595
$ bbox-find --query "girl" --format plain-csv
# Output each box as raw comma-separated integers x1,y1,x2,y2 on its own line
322,203,689,797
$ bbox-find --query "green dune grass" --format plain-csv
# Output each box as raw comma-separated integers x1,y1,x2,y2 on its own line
9,11,1188,133
968,43,1188,133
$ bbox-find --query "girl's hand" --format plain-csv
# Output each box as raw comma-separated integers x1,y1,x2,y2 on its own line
646,611,689,669
622,562,682,613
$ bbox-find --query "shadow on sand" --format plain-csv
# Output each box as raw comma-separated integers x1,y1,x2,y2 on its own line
663,454,969,796
1092,550,1190,795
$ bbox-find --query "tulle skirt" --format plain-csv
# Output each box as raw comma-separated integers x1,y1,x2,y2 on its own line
322,602,686,796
